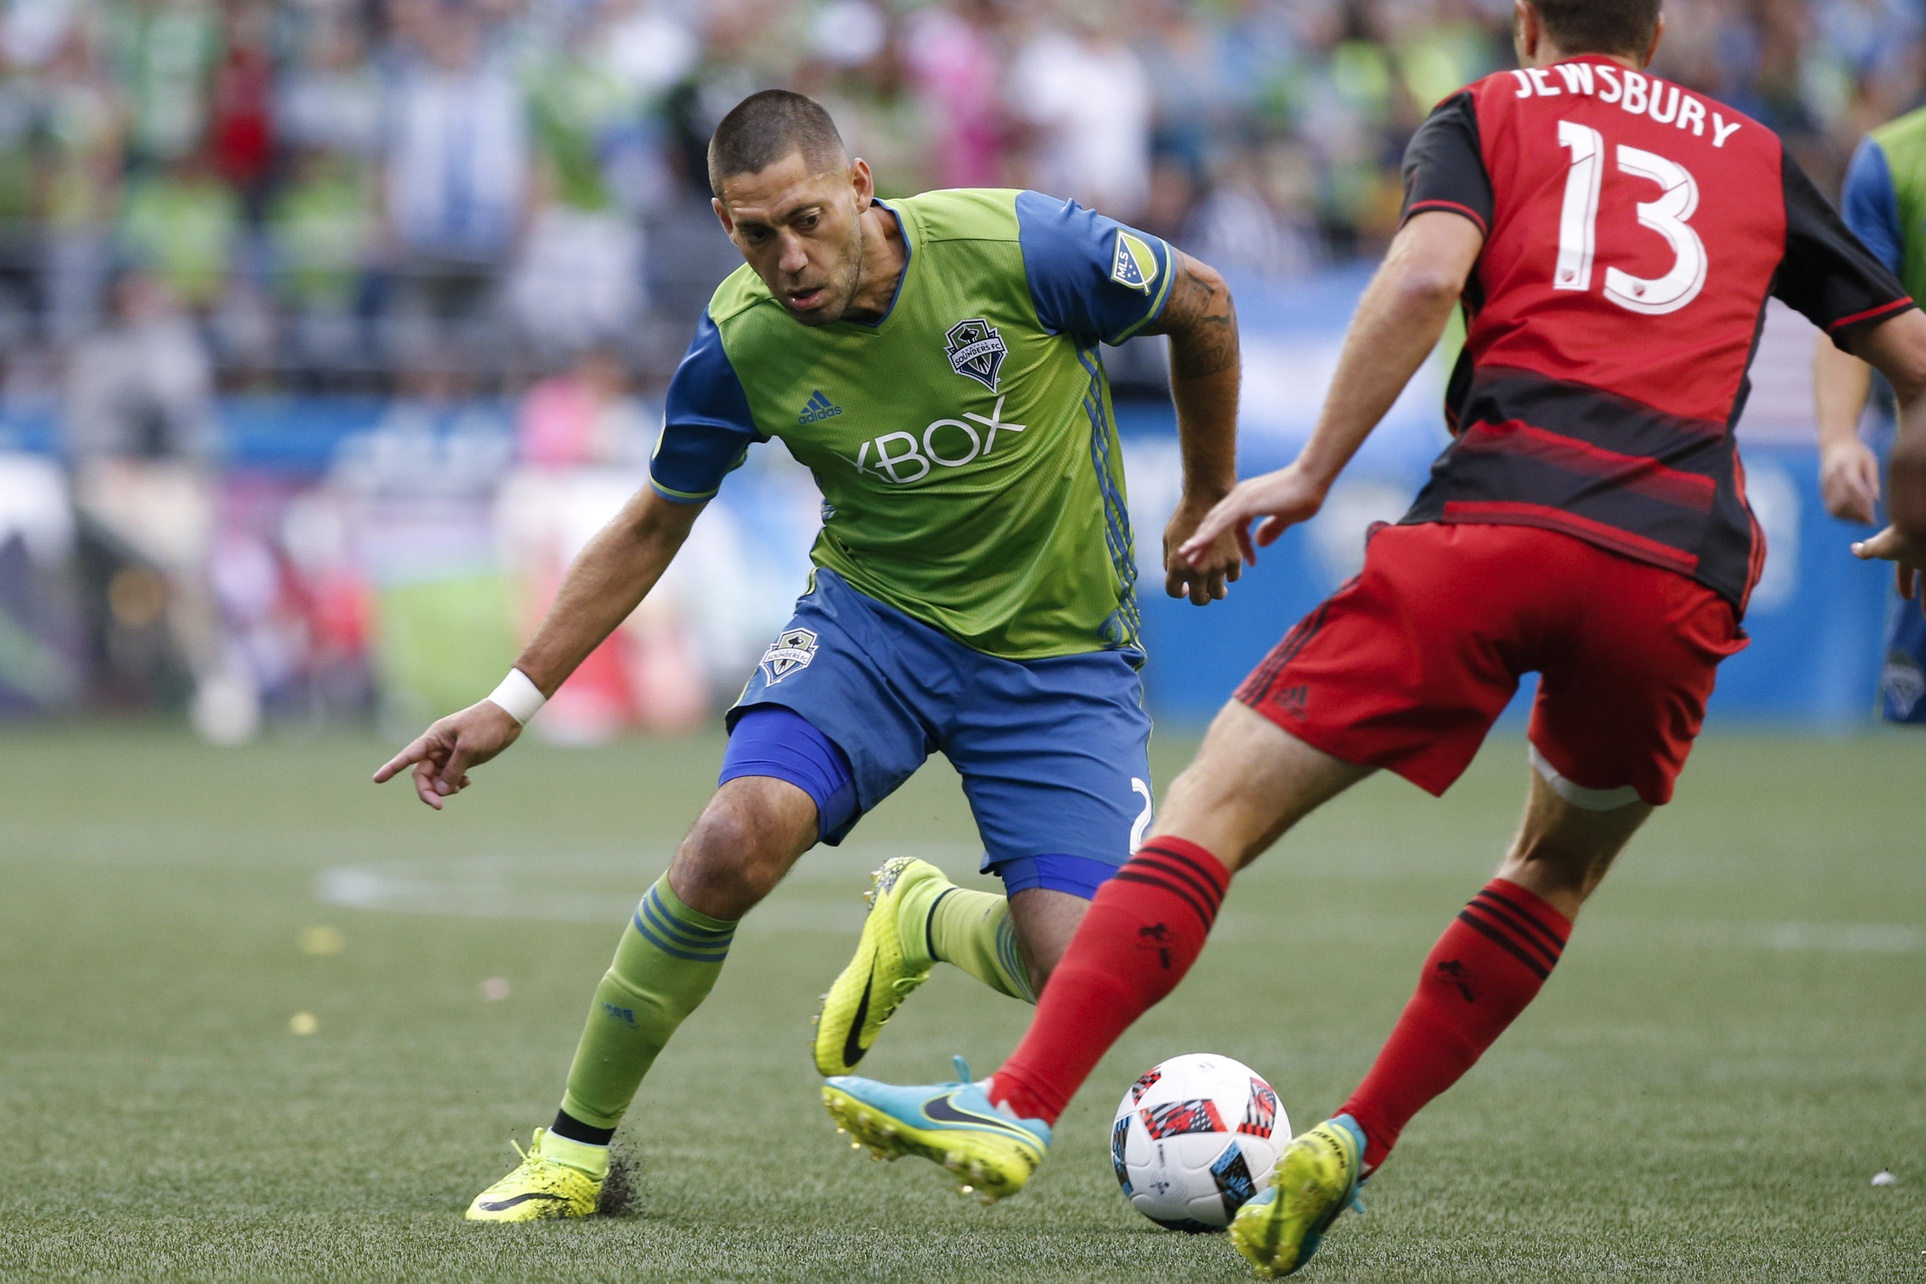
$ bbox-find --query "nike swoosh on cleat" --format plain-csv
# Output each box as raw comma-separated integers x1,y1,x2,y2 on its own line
478,1192,571,1212
841,972,873,1070
924,1093,1034,1139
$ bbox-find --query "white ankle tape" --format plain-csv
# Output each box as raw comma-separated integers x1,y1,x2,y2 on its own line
1528,744,1641,812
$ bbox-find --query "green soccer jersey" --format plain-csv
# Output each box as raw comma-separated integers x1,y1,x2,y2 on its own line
1852,109,1926,308
649,188,1176,660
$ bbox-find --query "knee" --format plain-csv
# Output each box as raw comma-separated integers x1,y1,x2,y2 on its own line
1498,820,1632,907
671,806,792,918
1498,834,1596,894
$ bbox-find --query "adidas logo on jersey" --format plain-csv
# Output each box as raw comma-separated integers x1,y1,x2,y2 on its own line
799,390,843,424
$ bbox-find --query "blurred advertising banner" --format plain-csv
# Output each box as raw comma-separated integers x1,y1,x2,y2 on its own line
0,272,1897,736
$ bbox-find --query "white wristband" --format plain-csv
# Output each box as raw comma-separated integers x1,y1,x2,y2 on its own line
486,669,547,726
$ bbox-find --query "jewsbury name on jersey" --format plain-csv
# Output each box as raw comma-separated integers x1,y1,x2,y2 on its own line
842,395,1027,484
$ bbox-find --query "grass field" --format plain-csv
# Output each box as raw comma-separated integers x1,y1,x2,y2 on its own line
0,724,1921,1281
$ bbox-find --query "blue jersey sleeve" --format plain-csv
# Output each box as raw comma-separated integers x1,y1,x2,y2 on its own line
1014,190,1176,346
650,310,765,504
1841,138,1904,278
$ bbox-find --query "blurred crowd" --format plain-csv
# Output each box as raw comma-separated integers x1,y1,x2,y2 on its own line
0,0,1919,399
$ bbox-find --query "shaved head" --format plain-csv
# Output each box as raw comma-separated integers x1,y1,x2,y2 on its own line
708,90,849,199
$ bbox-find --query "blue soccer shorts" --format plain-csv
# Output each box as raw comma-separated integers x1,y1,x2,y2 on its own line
716,568,1154,900
1880,590,1926,723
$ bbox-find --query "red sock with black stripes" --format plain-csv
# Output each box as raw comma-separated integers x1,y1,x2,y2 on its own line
1338,878,1570,1171
988,838,1232,1126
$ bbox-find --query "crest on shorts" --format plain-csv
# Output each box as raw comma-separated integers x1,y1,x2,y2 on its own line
1884,653,1926,719
759,628,818,684
945,318,1007,392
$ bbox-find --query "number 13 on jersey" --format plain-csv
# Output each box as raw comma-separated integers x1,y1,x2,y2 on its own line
1554,119,1707,316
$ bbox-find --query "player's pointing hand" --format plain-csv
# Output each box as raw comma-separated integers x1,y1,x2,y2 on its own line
373,701,523,809
1180,463,1329,569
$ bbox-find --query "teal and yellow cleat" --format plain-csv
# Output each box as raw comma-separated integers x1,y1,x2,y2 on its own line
823,1057,1052,1203
1229,1115,1367,1277
464,1128,607,1221
813,857,948,1076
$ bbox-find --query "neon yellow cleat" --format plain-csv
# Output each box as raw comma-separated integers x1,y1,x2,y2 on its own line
822,1058,1052,1203
465,1128,607,1222
813,857,947,1076
1229,1115,1367,1277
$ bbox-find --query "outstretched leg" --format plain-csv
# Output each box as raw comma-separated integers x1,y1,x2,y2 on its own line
1336,762,1650,1171
988,703,1370,1123
468,775,817,1220
1231,760,1650,1277
817,704,1370,1202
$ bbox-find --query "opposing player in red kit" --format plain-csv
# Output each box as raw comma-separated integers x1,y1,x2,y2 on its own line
824,0,1926,1275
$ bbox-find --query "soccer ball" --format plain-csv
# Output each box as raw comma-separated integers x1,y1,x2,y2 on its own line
1110,1053,1287,1232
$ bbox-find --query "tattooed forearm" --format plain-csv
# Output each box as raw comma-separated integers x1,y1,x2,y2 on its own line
1145,251,1239,500
1149,254,1240,379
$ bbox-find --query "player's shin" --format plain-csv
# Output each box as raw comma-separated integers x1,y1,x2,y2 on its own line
988,839,1232,1125
1336,878,1569,1171
554,875,736,1141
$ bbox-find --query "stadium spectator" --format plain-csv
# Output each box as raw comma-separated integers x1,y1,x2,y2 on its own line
110,0,220,170
0,0,1910,389
276,11,384,161
269,145,377,376
508,2,654,360
0,35,40,347
514,344,648,470
379,0,530,376
811,8,937,199
63,264,225,720
901,0,1007,189
39,17,123,344
64,266,215,464
600,0,702,101
206,0,275,217
1007,4,1154,221
117,152,242,313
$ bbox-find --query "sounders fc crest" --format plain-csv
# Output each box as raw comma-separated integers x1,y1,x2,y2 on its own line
945,318,1007,392
759,627,818,684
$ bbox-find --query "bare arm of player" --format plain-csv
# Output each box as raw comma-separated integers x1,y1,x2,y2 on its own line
1141,251,1242,605
373,489,705,808
1812,336,1880,525
1845,308,1926,604
1179,211,1484,566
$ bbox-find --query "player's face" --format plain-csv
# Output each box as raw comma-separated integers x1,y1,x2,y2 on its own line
714,151,872,326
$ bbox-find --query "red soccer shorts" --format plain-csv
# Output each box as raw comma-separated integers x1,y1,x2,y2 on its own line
1235,523,1748,806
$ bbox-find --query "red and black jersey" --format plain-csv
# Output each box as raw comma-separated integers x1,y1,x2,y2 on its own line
1398,55,1915,611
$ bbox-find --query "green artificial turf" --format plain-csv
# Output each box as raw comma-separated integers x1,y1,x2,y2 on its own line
0,724,1920,1280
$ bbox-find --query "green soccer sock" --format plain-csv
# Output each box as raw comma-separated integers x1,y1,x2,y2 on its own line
918,885,1035,1004
558,875,736,1131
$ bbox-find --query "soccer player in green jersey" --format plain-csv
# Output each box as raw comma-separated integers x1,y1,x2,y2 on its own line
1816,108,1926,693
373,89,1245,1217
